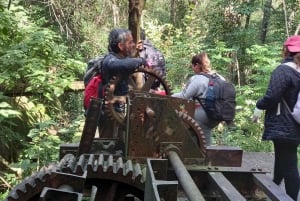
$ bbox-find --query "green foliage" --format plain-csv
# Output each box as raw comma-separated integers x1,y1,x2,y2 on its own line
246,43,281,86
0,93,27,160
0,28,84,92
211,43,281,152
0,0,85,169
213,85,273,152
0,172,18,200
10,120,61,177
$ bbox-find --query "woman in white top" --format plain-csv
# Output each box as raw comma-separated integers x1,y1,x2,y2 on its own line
172,52,222,146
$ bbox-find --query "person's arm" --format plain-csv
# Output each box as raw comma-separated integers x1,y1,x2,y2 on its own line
256,66,290,110
172,75,208,100
103,54,146,74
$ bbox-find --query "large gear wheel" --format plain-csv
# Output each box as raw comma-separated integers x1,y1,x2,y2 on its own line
5,154,145,201
175,110,207,155
104,67,172,125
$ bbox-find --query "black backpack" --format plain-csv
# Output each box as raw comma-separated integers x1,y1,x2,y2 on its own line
195,73,236,123
83,56,104,87
83,56,105,110
140,41,166,77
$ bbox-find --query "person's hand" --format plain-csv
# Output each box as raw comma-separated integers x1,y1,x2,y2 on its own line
136,40,143,51
252,107,263,122
139,57,149,67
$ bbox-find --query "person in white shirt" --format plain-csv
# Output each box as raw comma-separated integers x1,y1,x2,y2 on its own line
172,52,223,146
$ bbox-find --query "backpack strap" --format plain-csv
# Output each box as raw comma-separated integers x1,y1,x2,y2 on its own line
198,72,220,79
282,99,292,113
193,72,220,109
192,73,212,108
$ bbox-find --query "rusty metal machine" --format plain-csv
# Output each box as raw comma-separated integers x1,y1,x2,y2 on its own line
5,68,293,201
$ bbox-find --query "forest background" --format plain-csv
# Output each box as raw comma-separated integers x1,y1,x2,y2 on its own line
0,0,300,198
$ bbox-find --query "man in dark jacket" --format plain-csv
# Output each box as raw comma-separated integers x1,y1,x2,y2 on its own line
256,35,300,201
102,28,147,96
99,28,147,139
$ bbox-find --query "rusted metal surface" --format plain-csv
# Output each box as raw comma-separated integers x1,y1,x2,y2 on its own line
205,145,243,167
5,68,294,201
144,158,178,201
127,94,206,160
77,98,102,157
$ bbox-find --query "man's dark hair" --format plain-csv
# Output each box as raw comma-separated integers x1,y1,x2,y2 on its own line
108,28,131,53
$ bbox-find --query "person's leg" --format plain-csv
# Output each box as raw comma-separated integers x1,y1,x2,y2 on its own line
272,140,284,185
194,108,213,146
273,140,299,201
282,143,299,201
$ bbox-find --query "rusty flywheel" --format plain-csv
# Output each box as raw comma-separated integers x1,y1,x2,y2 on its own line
104,67,172,125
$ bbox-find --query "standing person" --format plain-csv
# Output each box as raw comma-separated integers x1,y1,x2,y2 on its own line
99,28,147,138
172,52,223,146
255,35,300,201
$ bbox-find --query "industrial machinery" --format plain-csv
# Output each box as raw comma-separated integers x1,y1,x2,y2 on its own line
5,68,293,201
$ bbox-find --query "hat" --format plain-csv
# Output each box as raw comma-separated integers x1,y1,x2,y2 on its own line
284,35,300,52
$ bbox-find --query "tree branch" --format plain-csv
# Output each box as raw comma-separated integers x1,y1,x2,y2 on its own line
282,0,289,37
0,175,12,189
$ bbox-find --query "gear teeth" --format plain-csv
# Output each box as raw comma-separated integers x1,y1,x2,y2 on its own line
56,153,76,173
6,165,55,201
6,154,146,200
176,111,206,155
74,154,86,174
64,154,145,184
115,157,124,175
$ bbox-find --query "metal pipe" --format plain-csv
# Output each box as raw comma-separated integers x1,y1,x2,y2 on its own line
168,150,205,201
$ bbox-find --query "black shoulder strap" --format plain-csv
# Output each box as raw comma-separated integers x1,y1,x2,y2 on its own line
193,73,212,108
100,54,109,74
198,72,219,79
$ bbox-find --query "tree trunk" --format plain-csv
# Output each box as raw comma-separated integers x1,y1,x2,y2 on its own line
282,0,289,37
170,0,175,25
111,0,120,26
295,24,300,35
128,0,145,89
128,0,145,44
260,0,272,44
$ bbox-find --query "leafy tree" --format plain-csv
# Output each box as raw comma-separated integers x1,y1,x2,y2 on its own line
0,0,85,164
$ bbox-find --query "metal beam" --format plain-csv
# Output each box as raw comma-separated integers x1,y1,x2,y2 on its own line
208,172,246,201
253,173,293,201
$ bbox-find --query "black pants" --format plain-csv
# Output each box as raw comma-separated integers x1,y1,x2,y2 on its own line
273,140,300,201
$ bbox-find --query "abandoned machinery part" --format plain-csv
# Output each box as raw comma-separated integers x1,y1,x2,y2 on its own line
5,154,145,201
5,152,294,201
104,67,172,125
5,69,295,201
